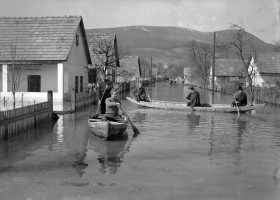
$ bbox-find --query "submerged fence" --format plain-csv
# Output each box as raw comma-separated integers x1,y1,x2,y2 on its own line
0,91,53,140
71,90,96,111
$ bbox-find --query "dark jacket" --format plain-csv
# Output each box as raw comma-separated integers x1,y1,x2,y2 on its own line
133,87,148,101
187,90,201,107
236,91,247,106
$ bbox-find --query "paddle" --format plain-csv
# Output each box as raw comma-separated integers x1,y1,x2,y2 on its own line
119,106,140,137
236,104,240,115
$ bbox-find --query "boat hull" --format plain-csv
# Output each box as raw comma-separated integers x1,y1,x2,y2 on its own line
126,97,265,113
88,118,128,140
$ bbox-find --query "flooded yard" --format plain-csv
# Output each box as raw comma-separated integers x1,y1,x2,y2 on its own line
0,82,280,200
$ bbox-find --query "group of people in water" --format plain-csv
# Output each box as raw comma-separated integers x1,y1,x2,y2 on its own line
96,77,247,123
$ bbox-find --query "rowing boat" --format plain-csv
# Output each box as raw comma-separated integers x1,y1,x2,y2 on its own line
88,116,128,140
126,97,266,113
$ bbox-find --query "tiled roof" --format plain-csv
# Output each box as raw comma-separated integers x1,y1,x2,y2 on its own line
257,53,280,74
86,32,117,66
0,16,90,63
215,59,247,76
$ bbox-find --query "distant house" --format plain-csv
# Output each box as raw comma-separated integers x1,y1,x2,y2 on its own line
255,53,280,87
210,59,248,90
117,55,141,83
0,16,92,110
86,32,120,84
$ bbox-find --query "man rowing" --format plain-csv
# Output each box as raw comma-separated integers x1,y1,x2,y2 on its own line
133,82,150,102
185,85,201,107
231,86,247,107
104,89,126,123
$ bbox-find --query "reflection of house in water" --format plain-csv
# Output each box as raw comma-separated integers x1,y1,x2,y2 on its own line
87,134,130,174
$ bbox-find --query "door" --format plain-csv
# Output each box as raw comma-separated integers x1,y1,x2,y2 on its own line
28,75,41,92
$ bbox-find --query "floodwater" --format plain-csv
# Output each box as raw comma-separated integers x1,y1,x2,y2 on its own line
0,82,280,200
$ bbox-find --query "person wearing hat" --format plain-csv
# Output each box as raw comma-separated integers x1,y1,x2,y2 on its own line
133,82,150,102
231,86,247,107
185,85,201,107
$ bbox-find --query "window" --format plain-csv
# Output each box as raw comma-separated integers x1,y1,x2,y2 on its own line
80,76,83,92
76,34,79,46
28,75,41,92
75,76,79,93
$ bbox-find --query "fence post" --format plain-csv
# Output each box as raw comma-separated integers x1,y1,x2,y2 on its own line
48,90,53,113
71,89,76,111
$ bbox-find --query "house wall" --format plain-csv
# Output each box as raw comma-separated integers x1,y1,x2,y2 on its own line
0,67,2,92
1,64,57,92
63,25,89,100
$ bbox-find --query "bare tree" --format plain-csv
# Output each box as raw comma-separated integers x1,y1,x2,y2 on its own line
92,38,121,82
8,42,26,109
186,40,212,87
230,24,256,104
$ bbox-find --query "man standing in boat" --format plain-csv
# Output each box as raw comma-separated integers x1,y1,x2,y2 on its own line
133,82,150,102
232,86,247,107
98,78,113,114
104,89,125,123
185,85,201,107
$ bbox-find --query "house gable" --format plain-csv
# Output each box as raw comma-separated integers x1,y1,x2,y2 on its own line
0,16,91,64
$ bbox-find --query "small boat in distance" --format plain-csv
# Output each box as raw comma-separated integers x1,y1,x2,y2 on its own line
88,116,128,140
126,97,266,113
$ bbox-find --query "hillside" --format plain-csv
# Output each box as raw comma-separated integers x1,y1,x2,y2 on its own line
86,26,275,65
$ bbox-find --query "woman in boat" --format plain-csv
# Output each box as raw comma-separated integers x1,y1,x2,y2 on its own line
133,82,150,102
231,86,247,107
104,89,125,123
185,85,201,107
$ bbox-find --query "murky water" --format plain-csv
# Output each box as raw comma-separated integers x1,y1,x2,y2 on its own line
0,82,280,200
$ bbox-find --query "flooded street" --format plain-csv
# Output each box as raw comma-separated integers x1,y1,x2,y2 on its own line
0,82,280,200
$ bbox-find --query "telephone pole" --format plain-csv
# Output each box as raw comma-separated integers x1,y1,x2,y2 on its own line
211,32,216,104
150,56,153,83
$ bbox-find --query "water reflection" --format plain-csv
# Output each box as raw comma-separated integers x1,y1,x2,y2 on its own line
186,113,200,130
87,134,132,174
235,115,248,154
131,111,148,124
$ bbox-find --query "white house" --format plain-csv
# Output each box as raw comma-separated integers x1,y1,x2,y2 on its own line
0,16,92,110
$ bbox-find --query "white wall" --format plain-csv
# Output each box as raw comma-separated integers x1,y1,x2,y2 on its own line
64,26,89,95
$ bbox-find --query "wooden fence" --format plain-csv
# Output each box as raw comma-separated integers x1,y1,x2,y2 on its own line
71,90,96,111
0,91,53,140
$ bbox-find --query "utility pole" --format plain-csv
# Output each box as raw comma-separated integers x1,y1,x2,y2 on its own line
212,32,216,104
150,56,153,83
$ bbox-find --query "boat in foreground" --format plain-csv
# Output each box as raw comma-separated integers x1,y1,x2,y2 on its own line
88,116,128,140
126,97,266,113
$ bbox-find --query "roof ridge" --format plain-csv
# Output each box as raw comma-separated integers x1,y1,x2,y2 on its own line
0,16,81,19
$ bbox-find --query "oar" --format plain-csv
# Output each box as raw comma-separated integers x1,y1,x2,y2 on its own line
236,102,240,115
119,106,140,137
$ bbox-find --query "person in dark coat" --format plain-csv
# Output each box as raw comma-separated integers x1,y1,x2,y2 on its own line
98,78,113,114
133,82,150,102
185,85,201,107
232,86,247,107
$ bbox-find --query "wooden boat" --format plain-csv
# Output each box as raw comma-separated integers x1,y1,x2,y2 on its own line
126,97,266,113
88,116,128,140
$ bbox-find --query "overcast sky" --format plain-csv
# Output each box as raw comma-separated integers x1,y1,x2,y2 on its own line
0,0,279,43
